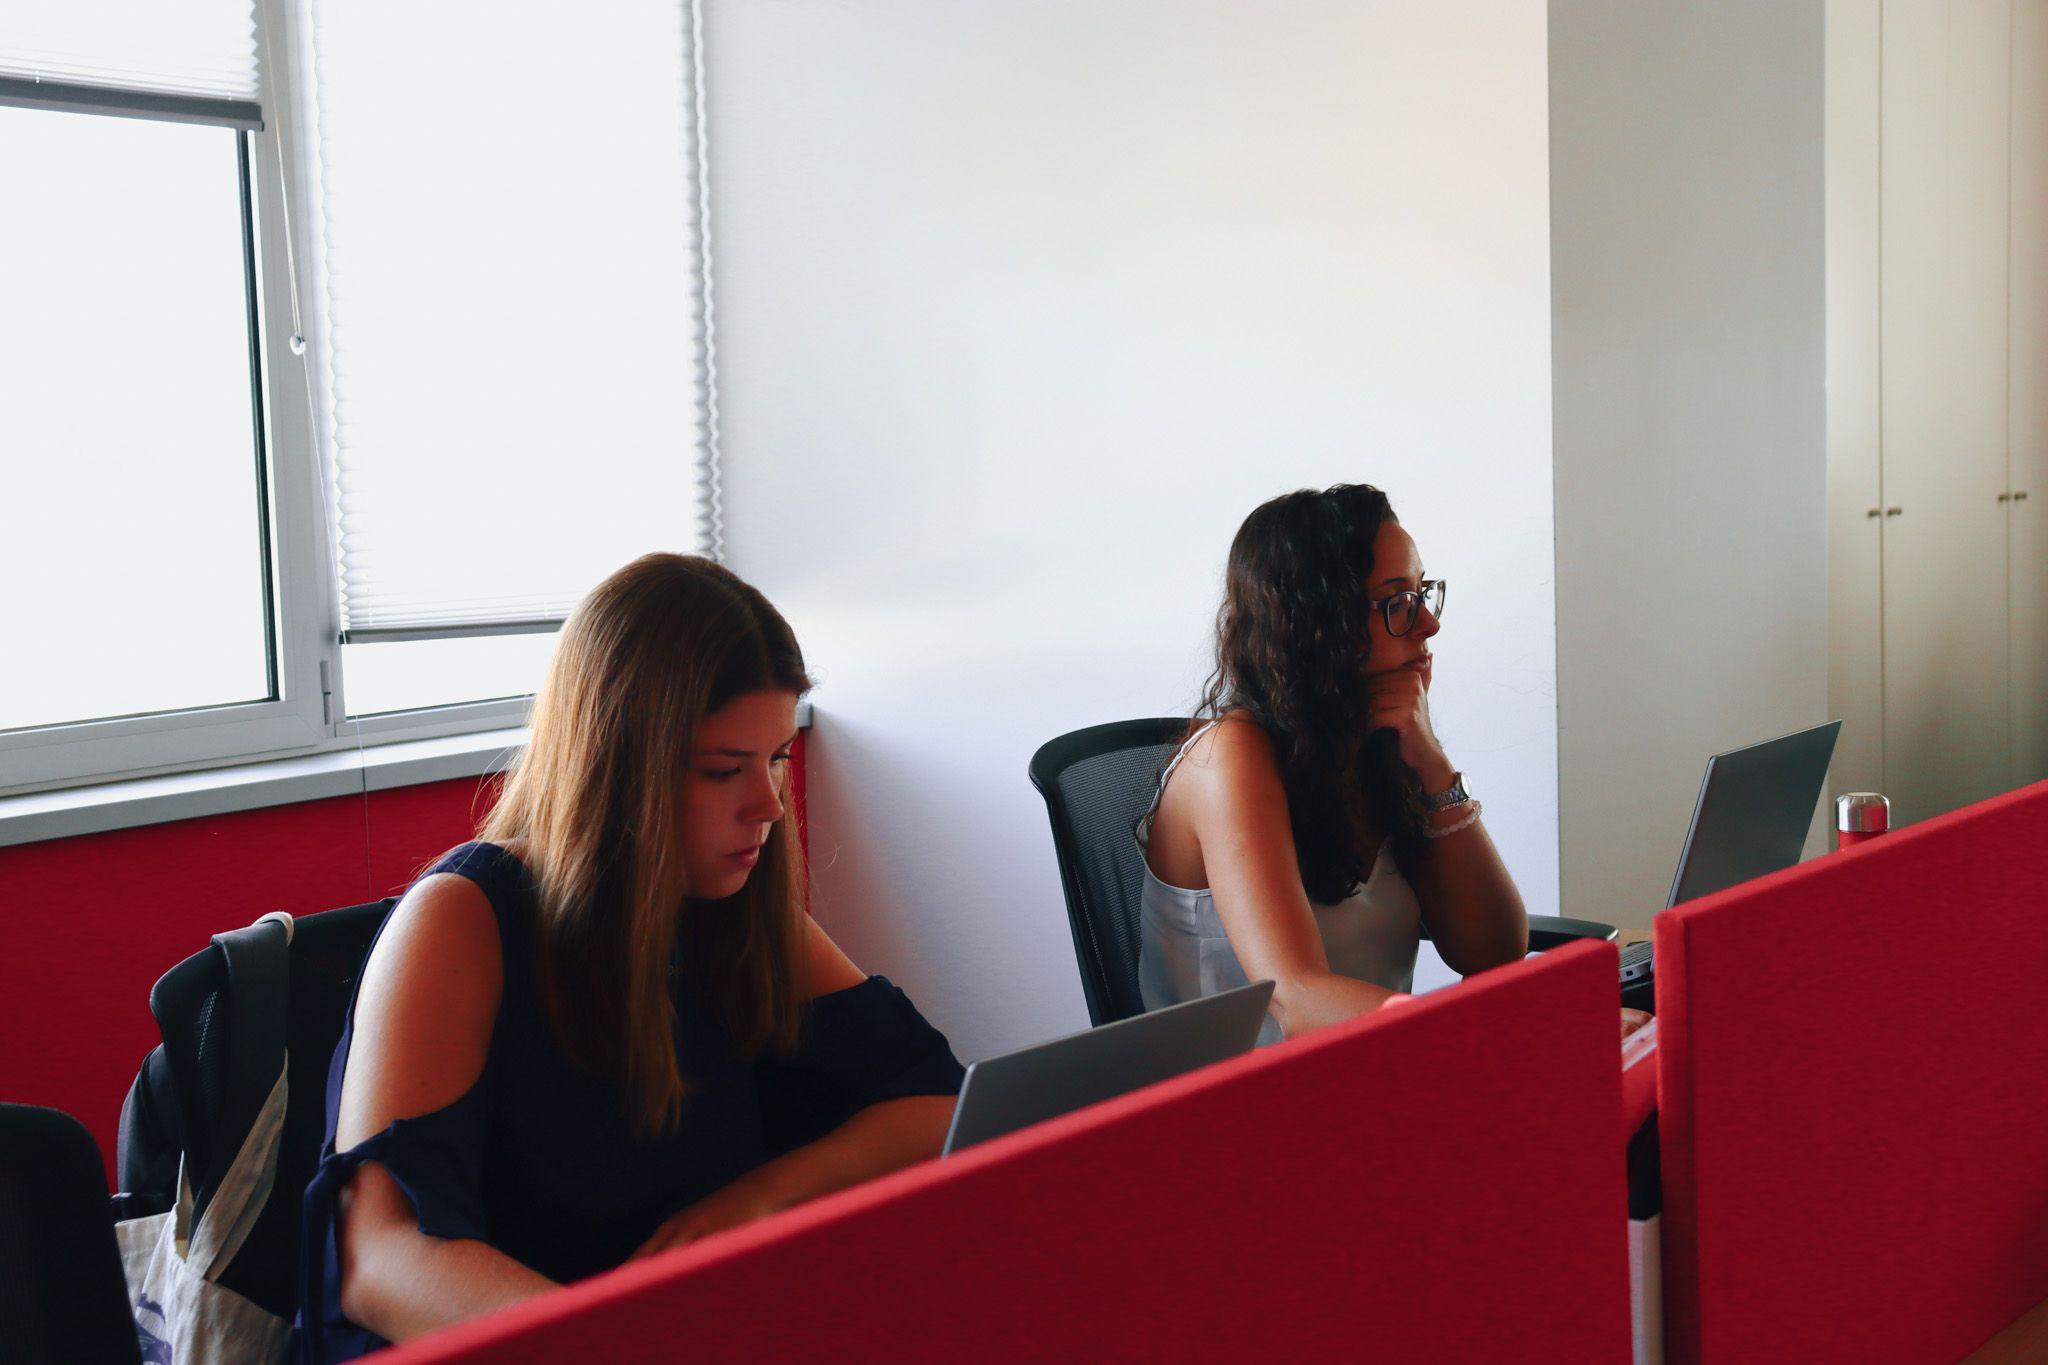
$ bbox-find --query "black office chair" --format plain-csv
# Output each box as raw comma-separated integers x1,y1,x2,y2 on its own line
1029,718,1618,1027
0,1104,141,1365
116,897,395,1322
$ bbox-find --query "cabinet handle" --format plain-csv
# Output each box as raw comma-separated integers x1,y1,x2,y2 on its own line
1866,507,1882,518
1884,506,1903,517
2017,491,2031,502
1999,492,2012,502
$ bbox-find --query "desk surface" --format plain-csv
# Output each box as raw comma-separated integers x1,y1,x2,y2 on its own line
1962,1296,2048,1363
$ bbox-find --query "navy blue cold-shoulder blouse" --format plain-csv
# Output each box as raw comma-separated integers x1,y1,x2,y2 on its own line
298,842,964,1363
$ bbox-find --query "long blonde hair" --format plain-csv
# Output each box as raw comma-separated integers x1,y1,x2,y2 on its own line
481,554,811,1134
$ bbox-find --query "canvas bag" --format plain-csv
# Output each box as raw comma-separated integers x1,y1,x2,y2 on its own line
115,1019,295,1363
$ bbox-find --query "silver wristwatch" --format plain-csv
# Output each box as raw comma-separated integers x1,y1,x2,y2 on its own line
1419,771,1471,811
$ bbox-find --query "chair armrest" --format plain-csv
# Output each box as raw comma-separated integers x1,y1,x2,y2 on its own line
1527,914,1618,950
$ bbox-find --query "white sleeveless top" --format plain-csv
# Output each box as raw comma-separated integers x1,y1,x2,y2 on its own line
1135,720,1421,1046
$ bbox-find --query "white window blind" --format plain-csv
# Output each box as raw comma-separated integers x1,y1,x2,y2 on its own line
0,1,260,112
307,0,720,644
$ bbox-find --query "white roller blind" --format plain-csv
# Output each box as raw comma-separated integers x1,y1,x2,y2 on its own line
308,0,718,642
0,1,259,102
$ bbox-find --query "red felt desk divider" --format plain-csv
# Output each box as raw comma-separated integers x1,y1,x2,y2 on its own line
1656,778,2048,1364
380,940,1630,1364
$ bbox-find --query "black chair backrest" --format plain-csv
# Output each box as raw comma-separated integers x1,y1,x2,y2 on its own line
1029,718,1189,1027
0,1104,141,1365
116,897,394,1322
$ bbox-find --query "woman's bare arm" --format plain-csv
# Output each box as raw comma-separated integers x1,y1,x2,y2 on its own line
1157,718,1401,1039
1365,669,1527,975
628,1094,954,1258
1396,790,1528,975
631,916,953,1258
333,875,556,1341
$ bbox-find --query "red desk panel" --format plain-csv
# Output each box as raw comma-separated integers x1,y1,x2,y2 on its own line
1657,779,2048,1364
383,940,1631,1364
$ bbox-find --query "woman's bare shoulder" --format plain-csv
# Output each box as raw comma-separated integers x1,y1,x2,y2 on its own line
1157,715,1287,833
354,875,505,1052
381,868,501,955
338,873,504,1141
1180,711,1280,779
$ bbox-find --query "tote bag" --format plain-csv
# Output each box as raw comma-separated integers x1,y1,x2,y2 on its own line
116,1066,293,1364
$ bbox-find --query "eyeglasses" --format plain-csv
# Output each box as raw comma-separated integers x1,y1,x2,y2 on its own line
1367,579,1446,637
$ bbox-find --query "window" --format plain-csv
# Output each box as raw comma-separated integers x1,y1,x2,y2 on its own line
1,110,274,734
0,0,719,796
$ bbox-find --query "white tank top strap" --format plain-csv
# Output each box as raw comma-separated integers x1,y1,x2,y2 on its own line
1135,719,1224,847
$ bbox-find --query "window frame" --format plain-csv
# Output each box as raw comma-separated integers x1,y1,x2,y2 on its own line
0,55,333,796
0,0,552,801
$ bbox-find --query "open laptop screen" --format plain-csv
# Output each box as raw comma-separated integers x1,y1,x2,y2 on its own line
1667,720,1841,909
942,980,1274,1156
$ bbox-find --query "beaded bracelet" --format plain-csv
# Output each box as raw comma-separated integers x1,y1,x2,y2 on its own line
1419,798,1482,839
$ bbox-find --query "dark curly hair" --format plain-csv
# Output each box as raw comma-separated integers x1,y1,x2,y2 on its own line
1192,483,1425,904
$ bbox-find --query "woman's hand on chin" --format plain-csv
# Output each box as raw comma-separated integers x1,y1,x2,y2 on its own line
1364,668,1453,783
629,1173,791,1261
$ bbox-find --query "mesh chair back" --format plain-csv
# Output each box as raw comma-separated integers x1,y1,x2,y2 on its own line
0,1104,140,1365
1029,719,1189,1027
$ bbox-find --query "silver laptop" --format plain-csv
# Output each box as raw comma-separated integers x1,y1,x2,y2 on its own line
940,980,1275,1156
1666,719,1842,908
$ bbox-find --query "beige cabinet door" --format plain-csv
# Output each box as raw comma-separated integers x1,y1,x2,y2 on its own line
1826,0,1886,802
2012,0,2048,789
1879,0,2014,824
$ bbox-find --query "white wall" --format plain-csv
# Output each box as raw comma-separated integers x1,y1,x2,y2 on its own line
1549,0,1830,927
706,0,1558,1059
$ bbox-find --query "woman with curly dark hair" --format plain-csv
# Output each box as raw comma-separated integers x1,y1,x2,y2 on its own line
1136,484,1527,1043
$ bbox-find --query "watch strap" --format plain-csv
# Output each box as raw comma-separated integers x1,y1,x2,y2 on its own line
1419,772,1471,811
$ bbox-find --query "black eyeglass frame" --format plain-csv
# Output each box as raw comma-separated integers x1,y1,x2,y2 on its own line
1366,579,1447,637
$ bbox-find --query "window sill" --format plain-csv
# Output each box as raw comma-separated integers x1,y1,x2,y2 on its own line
0,699,815,851
0,728,526,850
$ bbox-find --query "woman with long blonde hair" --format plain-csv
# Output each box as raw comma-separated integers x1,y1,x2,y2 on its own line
300,555,963,1361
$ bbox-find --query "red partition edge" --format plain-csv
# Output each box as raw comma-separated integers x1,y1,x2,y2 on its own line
379,940,1631,1364
1656,778,2048,1364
